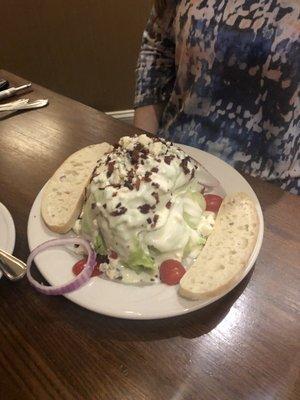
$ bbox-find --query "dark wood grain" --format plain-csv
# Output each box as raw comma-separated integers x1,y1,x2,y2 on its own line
0,70,299,400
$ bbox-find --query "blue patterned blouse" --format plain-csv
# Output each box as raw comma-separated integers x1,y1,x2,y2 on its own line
135,0,300,194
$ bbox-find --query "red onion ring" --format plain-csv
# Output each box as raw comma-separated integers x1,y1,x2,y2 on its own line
183,152,220,188
195,165,220,188
27,238,96,295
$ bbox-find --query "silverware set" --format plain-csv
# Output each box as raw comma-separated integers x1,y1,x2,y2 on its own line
0,78,49,280
0,81,49,112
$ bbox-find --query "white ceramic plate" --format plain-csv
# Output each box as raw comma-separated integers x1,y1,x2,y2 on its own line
27,145,264,319
0,202,16,279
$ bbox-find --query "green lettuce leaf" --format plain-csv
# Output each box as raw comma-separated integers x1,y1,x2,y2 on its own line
184,235,206,257
124,241,155,272
81,193,107,255
93,234,107,255
81,194,95,237
183,191,206,229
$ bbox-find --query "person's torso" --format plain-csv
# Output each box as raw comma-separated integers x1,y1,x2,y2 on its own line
160,0,300,193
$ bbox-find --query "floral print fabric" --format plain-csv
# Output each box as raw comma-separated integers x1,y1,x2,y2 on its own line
135,0,300,194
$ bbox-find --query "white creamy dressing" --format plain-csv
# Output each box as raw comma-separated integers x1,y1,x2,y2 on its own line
75,134,218,285
100,260,159,285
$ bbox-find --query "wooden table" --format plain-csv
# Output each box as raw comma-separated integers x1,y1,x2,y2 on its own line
0,70,299,400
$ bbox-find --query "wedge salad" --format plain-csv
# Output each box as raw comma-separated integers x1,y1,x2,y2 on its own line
73,134,220,285
27,134,260,306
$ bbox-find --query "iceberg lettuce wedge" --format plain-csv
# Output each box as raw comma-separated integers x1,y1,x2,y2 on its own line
124,240,155,272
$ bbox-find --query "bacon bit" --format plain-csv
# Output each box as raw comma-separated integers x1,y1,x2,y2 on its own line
128,169,134,179
110,207,127,216
105,155,111,165
91,202,96,209
134,178,141,190
107,161,115,178
103,203,107,209
138,204,151,214
140,148,149,159
135,143,144,151
151,167,159,173
180,157,190,175
191,168,195,179
130,143,145,164
152,192,159,204
151,182,160,189
144,171,152,182
97,254,109,264
112,192,118,197
110,250,118,259
124,180,134,190
116,202,121,208
131,149,140,164
151,214,159,228
166,201,172,209
147,217,152,224
124,169,134,190
164,155,175,165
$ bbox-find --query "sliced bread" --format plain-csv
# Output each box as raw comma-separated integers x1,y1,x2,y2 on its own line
179,192,259,300
41,142,113,233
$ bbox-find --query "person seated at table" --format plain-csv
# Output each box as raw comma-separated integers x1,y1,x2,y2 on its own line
134,0,300,194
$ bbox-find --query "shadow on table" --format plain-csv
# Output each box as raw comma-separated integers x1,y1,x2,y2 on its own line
65,268,254,341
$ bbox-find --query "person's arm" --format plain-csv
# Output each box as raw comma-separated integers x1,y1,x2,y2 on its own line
134,104,165,134
134,3,177,134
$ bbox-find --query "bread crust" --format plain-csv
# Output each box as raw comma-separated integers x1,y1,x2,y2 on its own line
41,143,113,233
179,192,259,300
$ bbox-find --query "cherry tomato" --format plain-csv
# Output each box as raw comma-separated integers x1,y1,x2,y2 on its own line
204,194,223,213
72,258,102,277
159,259,186,285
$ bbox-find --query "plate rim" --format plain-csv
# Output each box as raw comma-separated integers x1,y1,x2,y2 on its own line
0,202,16,279
0,202,16,254
27,145,264,319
